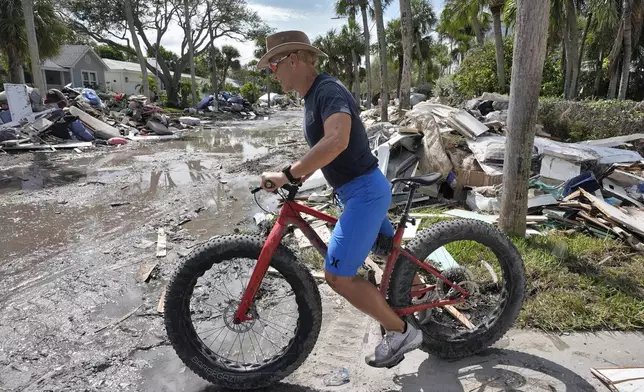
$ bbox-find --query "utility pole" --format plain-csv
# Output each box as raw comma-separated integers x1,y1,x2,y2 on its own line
22,0,44,95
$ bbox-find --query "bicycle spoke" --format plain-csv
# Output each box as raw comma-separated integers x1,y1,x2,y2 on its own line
250,327,266,361
260,318,292,335
226,332,240,359
215,328,230,355
257,319,283,357
200,324,226,341
239,331,245,364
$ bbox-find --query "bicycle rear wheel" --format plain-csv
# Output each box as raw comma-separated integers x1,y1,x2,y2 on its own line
388,219,526,359
164,235,322,390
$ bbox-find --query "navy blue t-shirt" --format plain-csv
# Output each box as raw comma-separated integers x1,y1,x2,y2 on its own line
302,73,378,189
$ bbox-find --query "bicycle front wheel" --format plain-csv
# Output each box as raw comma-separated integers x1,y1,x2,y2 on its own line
164,235,322,390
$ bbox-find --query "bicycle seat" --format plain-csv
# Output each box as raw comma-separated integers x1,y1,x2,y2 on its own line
391,173,442,186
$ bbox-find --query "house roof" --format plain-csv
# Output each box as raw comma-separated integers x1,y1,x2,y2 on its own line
103,58,155,73
42,45,109,71
41,59,65,71
107,58,208,83
48,45,93,67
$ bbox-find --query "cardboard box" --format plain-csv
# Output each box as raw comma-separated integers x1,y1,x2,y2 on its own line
457,169,503,188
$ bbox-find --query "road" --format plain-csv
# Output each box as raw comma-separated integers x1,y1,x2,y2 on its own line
0,109,641,392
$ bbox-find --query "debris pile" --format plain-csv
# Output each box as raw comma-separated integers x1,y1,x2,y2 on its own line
0,83,203,152
356,92,644,248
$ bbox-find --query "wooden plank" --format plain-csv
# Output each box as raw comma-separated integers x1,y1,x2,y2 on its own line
157,287,166,314
444,305,475,329
580,189,644,237
563,190,581,201
136,262,158,283
2,142,93,151
156,228,167,257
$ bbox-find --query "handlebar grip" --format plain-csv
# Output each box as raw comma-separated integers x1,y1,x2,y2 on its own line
251,187,262,194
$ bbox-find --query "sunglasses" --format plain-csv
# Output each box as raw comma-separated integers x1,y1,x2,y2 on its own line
267,53,295,73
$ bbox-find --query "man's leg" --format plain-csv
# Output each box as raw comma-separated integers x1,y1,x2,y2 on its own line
325,272,405,332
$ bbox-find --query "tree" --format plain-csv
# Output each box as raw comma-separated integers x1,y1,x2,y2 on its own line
124,0,149,99
64,0,263,105
410,0,437,85
220,45,240,89
499,0,551,236
618,0,632,99
147,44,180,70
360,0,373,108
373,0,389,121
334,0,362,104
441,0,487,46
399,0,413,109
95,45,127,61
182,0,197,105
0,0,69,83
489,0,507,93
22,0,44,94
385,19,404,99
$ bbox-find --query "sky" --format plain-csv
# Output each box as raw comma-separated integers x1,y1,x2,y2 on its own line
154,0,445,65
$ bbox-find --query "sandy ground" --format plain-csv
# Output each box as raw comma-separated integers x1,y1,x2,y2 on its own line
0,109,641,392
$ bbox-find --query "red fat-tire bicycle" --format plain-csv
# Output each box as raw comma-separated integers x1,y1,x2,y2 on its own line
164,174,526,390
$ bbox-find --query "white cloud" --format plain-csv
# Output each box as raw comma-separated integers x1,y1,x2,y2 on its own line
247,3,309,22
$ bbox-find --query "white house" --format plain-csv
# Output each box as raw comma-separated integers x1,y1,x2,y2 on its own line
102,58,209,95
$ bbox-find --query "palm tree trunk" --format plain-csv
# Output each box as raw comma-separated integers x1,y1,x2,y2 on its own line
562,24,572,98
399,0,412,109
373,0,388,121
22,0,44,94
618,0,632,100
185,0,197,105
7,44,25,84
416,34,424,86
206,3,218,100
594,50,603,97
608,58,621,98
361,3,372,109
607,20,624,98
351,47,360,104
124,0,149,99
397,54,403,100
491,6,506,93
472,16,485,46
499,0,551,236
576,12,592,95
564,0,580,99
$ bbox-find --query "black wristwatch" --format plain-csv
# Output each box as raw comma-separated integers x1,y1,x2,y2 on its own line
282,165,298,184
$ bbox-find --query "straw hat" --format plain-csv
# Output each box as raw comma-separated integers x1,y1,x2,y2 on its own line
256,30,327,69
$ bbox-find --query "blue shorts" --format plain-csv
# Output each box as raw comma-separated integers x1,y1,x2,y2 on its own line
325,168,396,277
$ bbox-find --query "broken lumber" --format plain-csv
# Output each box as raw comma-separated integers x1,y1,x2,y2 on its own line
156,228,167,257
444,305,475,329
69,106,121,139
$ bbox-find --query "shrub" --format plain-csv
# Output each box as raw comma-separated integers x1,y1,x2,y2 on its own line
453,38,514,97
432,75,463,105
538,98,644,154
240,82,261,104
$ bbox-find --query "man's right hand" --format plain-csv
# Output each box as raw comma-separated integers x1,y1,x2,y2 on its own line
299,172,313,184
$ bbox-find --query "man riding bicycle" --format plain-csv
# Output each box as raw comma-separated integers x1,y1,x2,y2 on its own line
256,30,422,368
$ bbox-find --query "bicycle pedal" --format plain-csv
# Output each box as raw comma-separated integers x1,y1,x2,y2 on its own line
386,355,405,369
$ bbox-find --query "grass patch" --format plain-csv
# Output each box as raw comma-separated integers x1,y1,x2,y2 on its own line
162,106,185,114
513,232,644,331
300,248,325,270
408,214,644,331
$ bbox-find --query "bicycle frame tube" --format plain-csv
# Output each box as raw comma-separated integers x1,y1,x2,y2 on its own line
233,201,337,323
234,199,470,322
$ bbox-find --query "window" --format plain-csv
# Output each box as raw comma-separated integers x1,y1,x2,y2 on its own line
81,70,98,89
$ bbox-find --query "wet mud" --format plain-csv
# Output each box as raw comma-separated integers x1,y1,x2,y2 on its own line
0,109,311,391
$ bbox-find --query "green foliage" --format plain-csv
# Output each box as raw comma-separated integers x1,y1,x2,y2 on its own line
453,37,513,97
432,74,463,104
540,53,564,97
240,82,260,103
95,45,126,61
224,82,240,94
135,75,158,94
0,0,70,76
538,98,644,153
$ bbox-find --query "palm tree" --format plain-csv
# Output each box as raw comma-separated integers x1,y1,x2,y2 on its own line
411,0,437,85
488,0,507,92
221,45,241,89
399,0,413,109
385,19,404,99
373,0,389,121
334,1,362,103
442,0,487,46
0,0,69,83
618,0,632,99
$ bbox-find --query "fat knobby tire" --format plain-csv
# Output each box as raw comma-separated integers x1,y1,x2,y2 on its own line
388,219,526,359
164,235,323,390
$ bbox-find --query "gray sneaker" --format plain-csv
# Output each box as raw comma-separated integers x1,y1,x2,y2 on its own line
365,322,423,368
